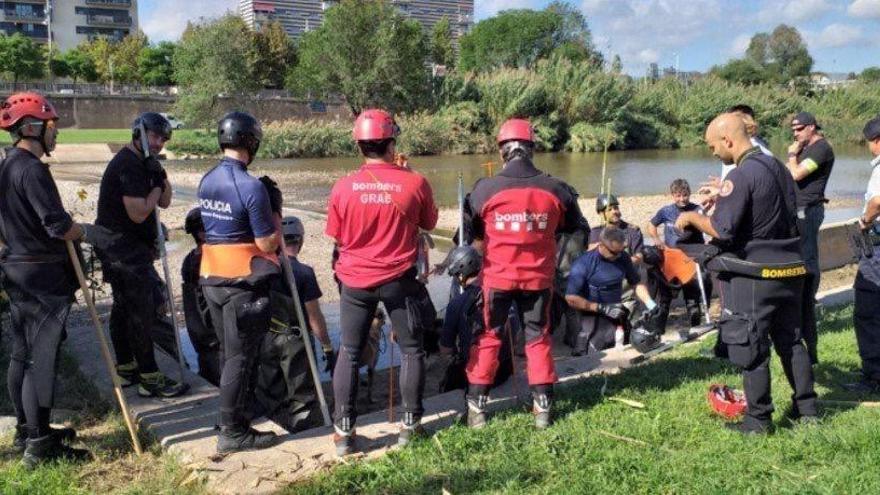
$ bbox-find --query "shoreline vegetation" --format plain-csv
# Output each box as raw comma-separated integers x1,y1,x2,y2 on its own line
165,75,880,160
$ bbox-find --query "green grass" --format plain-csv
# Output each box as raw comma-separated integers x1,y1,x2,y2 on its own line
0,321,207,495
0,129,202,145
289,305,880,494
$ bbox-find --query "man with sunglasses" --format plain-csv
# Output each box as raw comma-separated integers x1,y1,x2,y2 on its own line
565,227,656,355
786,112,835,364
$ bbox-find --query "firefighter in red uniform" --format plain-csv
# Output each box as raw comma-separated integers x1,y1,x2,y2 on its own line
463,118,588,429
326,109,438,456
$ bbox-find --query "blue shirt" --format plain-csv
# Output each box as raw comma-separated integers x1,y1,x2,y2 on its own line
198,158,275,243
650,203,704,247
566,250,640,304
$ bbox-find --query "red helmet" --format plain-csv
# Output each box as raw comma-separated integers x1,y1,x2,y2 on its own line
707,384,746,419
497,118,535,145
0,92,58,131
353,109,400,141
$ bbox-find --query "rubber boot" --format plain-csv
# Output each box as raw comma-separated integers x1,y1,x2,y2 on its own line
465,393,489,429
13,425,76,453
532,392,553,429
216,426,278,455
22,434,90,470
397,412,426,447
332,417,355,457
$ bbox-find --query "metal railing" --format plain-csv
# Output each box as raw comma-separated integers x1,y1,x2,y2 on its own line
85,0,132,6
86,14,132,27
2,11,46,22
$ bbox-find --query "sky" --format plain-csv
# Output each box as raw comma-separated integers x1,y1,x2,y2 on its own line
139,0,880,76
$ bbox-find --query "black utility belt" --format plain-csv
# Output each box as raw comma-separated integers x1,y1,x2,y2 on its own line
707,254,806,279
1,253,68,264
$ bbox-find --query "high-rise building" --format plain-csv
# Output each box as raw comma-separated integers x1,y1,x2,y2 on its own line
238,0,473,43
1,0,139,52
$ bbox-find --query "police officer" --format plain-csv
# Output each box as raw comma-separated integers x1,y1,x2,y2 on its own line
96,112,186,398
180,208,221,385
786,111,835,363
325,109,438,455
0,92,118,467
463,118,587,429
675,113,817,433
844,116,880,394
198,111,281,454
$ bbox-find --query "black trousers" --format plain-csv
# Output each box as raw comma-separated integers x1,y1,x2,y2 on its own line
719,275,816,427
203,284,271,430
105,262,161,374
5,285,70,437
854,288,880,382
334,271,426,425
182,281,221,385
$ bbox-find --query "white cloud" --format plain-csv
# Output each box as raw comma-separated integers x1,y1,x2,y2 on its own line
782,0,833,22
848,0,880,18
729,33,752,57
475,0,538,19
814,23,863,48
140,0,237,42
637,49,659,63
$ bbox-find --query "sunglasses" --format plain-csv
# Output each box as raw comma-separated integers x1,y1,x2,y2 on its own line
791,125,807,133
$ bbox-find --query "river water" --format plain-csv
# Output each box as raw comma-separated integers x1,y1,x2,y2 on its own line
168,143,872,222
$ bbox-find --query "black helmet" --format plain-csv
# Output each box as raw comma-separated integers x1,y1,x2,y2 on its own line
447,245,482,280
218,111,262,163
642,245,663,267
596,193,619,213
630,326,662,354
184,208,203,236
281,216,305,242
132,112,172,141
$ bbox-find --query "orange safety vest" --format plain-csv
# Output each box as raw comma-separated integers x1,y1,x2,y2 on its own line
200,243,278,280
660,247,697,285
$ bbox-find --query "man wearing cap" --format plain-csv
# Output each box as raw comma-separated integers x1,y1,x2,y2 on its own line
786,111,835,364
845,116,880,394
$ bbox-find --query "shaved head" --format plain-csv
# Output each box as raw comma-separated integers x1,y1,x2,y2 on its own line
705,113,753,165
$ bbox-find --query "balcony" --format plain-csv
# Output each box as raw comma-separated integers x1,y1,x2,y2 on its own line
86,14,132,27
3,11,46,23
85,0,132,7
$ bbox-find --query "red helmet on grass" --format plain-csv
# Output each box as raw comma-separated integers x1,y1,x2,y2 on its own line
353,109,400,141
497,118,535,145
707,384,746,419
0,92,58,131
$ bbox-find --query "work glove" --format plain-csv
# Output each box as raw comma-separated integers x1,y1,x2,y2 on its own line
80,223,122,251
259,175,283,214
597,303,629,323
322,346,337,374
145,156,167,191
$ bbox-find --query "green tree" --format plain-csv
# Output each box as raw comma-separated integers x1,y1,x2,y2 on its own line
287,0,429,115
545,1,602,66
745,33,769,66
173,15,261,127
610,55,623,74
139,41,176,86
0,33,45,83
709,58,768,85
61,47,99,83
860,67,880,83
430,16,455,67
253,21,296,88
458,6,600,72
81,37,114,83
49,48,70,79
766,24,812,81
113,31,148,83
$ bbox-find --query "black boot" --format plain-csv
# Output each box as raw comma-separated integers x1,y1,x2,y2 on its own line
532,389,553,429
465,393,489,429
13,425,77,453
397,412,426,447
216,427,278,455
22,434,90,470
332,417,355,457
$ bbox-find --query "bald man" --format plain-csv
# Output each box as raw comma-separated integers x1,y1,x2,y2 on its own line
675,113,817,434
